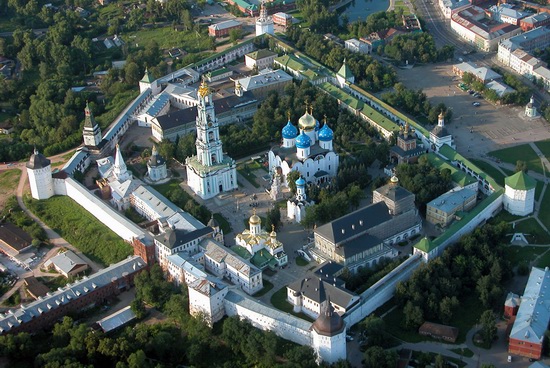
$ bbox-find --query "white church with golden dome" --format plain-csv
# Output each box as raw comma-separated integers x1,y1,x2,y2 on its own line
268,106,339,186
236,210,288,269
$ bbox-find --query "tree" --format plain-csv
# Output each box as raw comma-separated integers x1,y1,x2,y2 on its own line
287,171,301,194
403,300,424,329
361,315,389,348
131,298,146,319
229,28,243,45
515,160,528,173
480,309,497,346
347,184,365,210
434,354,446,368
362,346,398,368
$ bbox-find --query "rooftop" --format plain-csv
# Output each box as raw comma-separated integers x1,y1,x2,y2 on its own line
209,19,242,31
97,305,136,333
424,153,477,187
44,250,88,275
427,188,477,213
505,171,536,190
0,223,33,253
246,49,277,60
238,69,293,91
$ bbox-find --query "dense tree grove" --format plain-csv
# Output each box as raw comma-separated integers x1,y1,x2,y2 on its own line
395,222,511,330
383,33,454,64
295,0,339,32
382,83,452,125
394,155,453,213
285,28,397,92
346,11,403,37
0,264,351,368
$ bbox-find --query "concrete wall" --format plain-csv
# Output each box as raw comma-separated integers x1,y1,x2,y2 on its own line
64,177,145,242
224,292,312,346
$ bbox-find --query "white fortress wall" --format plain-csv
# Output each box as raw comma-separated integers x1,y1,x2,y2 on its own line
344,254,423,326
64,177,145,241
223,290,312,346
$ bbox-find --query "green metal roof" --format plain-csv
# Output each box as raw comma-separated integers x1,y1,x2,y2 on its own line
275,54,306,72
424,153,477,187
319,82,365,110
337,60,353,79
414,237,436,253
505,171,536,190
141,68,154,83
210,67,230,77
438,145,501,191
247,49,277,60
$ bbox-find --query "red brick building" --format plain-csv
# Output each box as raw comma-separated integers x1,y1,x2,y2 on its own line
508,267,550,360
520,13,550,31
208,20,242,38
504,292,520,318
0,256,146,335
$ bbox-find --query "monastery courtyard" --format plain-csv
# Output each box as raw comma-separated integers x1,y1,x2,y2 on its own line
395,63,550,157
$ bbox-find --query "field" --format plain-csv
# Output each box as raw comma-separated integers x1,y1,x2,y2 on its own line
534,139,550,160
512,218,550,244
125,26,214,52
489,144,544,175
503,245,546,266
0,169,21,207
24,196,133,266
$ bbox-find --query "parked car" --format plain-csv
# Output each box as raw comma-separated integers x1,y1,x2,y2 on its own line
472,102,481,107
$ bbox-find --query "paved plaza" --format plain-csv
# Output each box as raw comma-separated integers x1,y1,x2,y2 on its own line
396,63,550,157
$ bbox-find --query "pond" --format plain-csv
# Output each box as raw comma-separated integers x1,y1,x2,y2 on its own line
340,0,391,22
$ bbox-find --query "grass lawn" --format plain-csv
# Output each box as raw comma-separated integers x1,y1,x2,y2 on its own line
539,188,550,230
213,213,232,234
512,218,550,244
535,139,550,161
0,169,20,195
24,196,132,267
253,279,274,297
296,256,309,266
489,144,544,175
270,287,314,322
488,210,523,224
237,162,261,188
503,244,546,266
124,26,213,52
536,250,550,267
469,159,507,186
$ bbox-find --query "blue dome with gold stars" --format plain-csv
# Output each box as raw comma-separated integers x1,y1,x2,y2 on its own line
318,123,334,141
282,120,298,139
296,131,311,149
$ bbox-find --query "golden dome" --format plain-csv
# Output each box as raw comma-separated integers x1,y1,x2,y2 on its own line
270,225,276,237
390,175,399,184
298,111,316,131
198,80,210,98
249,209,261,225
438,110,445,119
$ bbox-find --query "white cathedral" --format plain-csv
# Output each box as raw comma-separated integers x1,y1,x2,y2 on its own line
268,107,339,186
287,176,312,223
186,80,238,199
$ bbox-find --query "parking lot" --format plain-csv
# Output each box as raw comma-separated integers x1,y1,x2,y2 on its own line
396,63,550,157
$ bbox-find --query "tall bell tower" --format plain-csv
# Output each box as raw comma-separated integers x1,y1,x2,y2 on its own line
195,80,224,167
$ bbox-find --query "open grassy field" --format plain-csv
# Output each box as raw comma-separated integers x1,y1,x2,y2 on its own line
24,196,133,266
536,250,550,267
125,26,213,52
489,144,544,175
512,218,550,244
535,139,550,160
0,169,20,195
536,180,545,201
503,244,546,266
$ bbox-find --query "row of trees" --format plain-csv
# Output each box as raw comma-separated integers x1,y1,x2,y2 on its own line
382,83,453,125
462,70,530,106
395,222,511,330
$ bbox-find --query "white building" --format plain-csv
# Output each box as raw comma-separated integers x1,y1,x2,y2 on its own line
509,49,545,78
235,212,288,269
269,109,338,186
430,112,454,151
287,177,312,223
488,4,527,25
336,59,355,88
504,171,536,216
202,238,263,295
146,145,168,182
533,66,550,91
526,95,539,117
344,38,370,54
166,253,207,286
186,80,238,199
451,6,522,51
26,149,54,200
310,296,347,364
244,49,277,70
82,102,102,148
438,0,469,19
188,276,229,326
139,68,160,95
255,1,274,36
